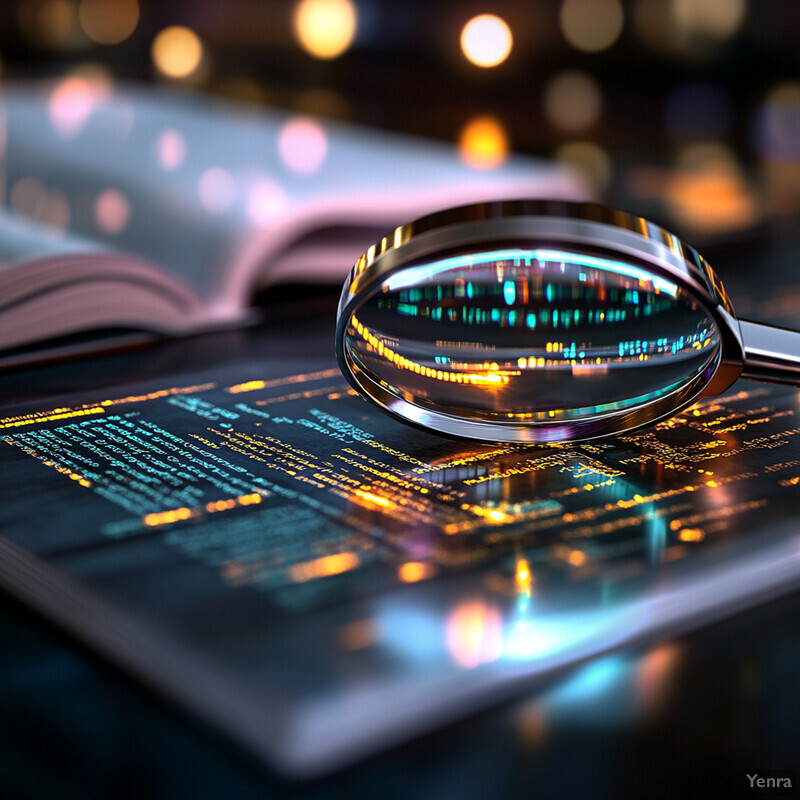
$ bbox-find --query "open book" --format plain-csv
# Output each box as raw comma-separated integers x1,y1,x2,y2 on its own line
0,79,586,352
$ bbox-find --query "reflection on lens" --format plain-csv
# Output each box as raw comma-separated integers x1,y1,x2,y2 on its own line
343,249,721,427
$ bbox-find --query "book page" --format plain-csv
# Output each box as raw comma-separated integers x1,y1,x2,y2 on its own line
0,80,586,317
0,207,105,263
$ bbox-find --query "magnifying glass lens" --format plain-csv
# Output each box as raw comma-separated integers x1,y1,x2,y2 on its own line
343,248,722,426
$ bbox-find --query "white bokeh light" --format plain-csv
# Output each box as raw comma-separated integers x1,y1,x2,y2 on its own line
460,14,513,68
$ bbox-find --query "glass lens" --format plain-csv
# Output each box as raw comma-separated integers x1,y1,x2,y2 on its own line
343,248,721,426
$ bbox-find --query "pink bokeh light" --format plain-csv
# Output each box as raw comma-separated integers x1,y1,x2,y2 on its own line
48,76,109,139
198,167,236,214
95,188,131,234
247,178,289,227
277,117,328,175
156,129,187,171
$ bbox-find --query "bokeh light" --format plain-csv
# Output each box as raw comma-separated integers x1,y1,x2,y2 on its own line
458,116,508,169
151,26,203,79
554,141,612,192
155,129,187,171
672,0,746,39
278,117,328,175
634,0,746,56
293,0,358,60
398,562,435,583
635,643,682,712
666,142,758,234
445,599,503,669
756,83,800,164
17,0,81,49
78,0,139,45
248,179,289,227
45,190,71,234
198,168,237,214
10,178,71,234
543,71,602,132
756,83,800,214
460,14,513,68
48,75,110,138
94,188,130,234
560,0,624,53
11,178,47,219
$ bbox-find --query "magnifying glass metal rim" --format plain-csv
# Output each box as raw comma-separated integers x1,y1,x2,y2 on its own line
335,200,794,443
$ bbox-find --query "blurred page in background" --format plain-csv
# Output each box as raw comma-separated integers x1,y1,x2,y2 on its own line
0,78,588,344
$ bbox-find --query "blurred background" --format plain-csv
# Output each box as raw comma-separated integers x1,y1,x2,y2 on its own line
1,0,799,248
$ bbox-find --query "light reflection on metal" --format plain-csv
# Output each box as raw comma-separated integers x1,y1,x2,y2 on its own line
382,249,678,297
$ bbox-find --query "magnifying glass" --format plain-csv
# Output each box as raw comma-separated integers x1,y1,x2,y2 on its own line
335,200,800,443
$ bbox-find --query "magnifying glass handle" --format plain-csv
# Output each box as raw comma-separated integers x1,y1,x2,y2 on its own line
739,319,800,385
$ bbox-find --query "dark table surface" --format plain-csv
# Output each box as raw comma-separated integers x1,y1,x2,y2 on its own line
2,573,800,799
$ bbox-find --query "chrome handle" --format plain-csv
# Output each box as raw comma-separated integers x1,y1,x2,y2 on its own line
739,319,800,384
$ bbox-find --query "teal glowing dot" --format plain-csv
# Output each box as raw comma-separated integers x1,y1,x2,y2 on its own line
503,281,516,305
